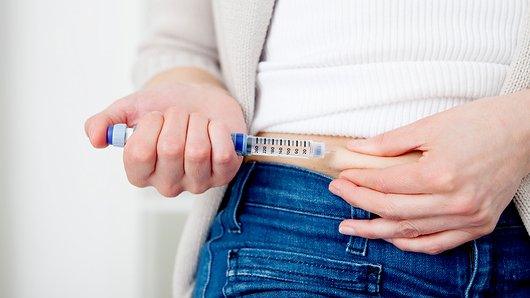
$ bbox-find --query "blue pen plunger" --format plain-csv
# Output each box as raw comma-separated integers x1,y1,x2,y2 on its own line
231,132,247,156
106,125,114,145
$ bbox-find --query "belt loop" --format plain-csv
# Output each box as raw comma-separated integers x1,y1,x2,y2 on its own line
223,162,256,234
346,206,370,256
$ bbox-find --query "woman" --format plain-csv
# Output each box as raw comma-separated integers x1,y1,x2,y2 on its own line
85,0,530,296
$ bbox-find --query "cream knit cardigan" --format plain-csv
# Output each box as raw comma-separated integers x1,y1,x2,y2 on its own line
132,1,530,297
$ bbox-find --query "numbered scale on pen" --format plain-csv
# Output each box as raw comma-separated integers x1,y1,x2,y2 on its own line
232,133,326,159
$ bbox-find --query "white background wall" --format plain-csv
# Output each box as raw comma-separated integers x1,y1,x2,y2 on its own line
0,1,193,297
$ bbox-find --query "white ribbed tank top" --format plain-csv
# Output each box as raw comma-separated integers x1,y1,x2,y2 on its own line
252,0,528,137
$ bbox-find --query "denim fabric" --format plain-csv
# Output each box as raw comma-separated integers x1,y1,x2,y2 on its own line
193,162,530,297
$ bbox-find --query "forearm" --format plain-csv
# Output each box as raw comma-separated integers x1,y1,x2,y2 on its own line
134,0,219,87
520,89,530,149
510,89,530,173
144,67,225,90
484,88,530,174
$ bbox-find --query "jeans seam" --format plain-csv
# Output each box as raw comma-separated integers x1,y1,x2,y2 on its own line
234,247,381,268
201,210,226,298
228,162,256,233
225,248,382,294
223,240,351,258
221,250,232,298
228,271,377,293
245,202,347,221
232,253,381,273
464,240,478,298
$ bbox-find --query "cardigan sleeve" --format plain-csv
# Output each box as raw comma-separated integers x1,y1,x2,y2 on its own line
515,174,530,233
132,0,221,87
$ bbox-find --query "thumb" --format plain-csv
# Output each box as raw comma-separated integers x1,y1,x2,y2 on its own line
347,121,426,157
84,98,136,148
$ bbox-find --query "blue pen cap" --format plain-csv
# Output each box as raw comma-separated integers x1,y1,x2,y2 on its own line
231,133,247,156
107,124,128,147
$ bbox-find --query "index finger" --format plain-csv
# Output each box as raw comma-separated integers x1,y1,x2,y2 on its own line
339,162,431,194
84,98,135,148
329,179,447,219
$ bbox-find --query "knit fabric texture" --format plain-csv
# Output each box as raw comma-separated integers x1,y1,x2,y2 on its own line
500,3,530,234
253,0,527,138
131,1,530,297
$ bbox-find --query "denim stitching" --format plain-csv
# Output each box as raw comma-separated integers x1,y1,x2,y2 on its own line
245,202,346,221
231,254,378,273
228,250,383,293
227,249,382,294
464,240,478,298
347,206,368,256
201,210,226,298
235,248,380,268
374,265,382,293
230,272,363,292
229,267,374,283
230,271,377,293
228,162,256,234
347,237,368,256
221,250,234,298
227,240,351,258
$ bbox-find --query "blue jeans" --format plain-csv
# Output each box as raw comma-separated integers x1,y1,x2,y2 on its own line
194,162,530,297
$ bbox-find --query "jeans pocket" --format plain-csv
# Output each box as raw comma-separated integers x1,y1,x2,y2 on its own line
222,248,382,297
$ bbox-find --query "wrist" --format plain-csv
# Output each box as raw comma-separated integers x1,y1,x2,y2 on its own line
506,89,530,173
516,90,530,171
143,67,226,91
482,90,530,174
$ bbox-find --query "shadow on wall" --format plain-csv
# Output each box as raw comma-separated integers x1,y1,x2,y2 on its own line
0,0,12,296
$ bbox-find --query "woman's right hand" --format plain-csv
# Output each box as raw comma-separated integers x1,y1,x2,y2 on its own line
84,69,247,197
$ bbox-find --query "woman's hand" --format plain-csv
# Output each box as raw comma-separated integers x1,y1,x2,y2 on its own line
85,68,247,197
329,90,530,255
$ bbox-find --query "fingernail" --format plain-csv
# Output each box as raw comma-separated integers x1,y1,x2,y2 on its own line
328,181,341,195
339,225,356,236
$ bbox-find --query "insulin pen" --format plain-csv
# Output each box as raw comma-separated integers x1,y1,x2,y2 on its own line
106,124,326,159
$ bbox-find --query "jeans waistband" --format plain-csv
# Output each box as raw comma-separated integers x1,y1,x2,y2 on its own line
223,161,370,255
234,161,368,221
230,161,522,228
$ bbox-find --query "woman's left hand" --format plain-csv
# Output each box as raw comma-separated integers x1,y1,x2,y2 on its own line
328,90,530,255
